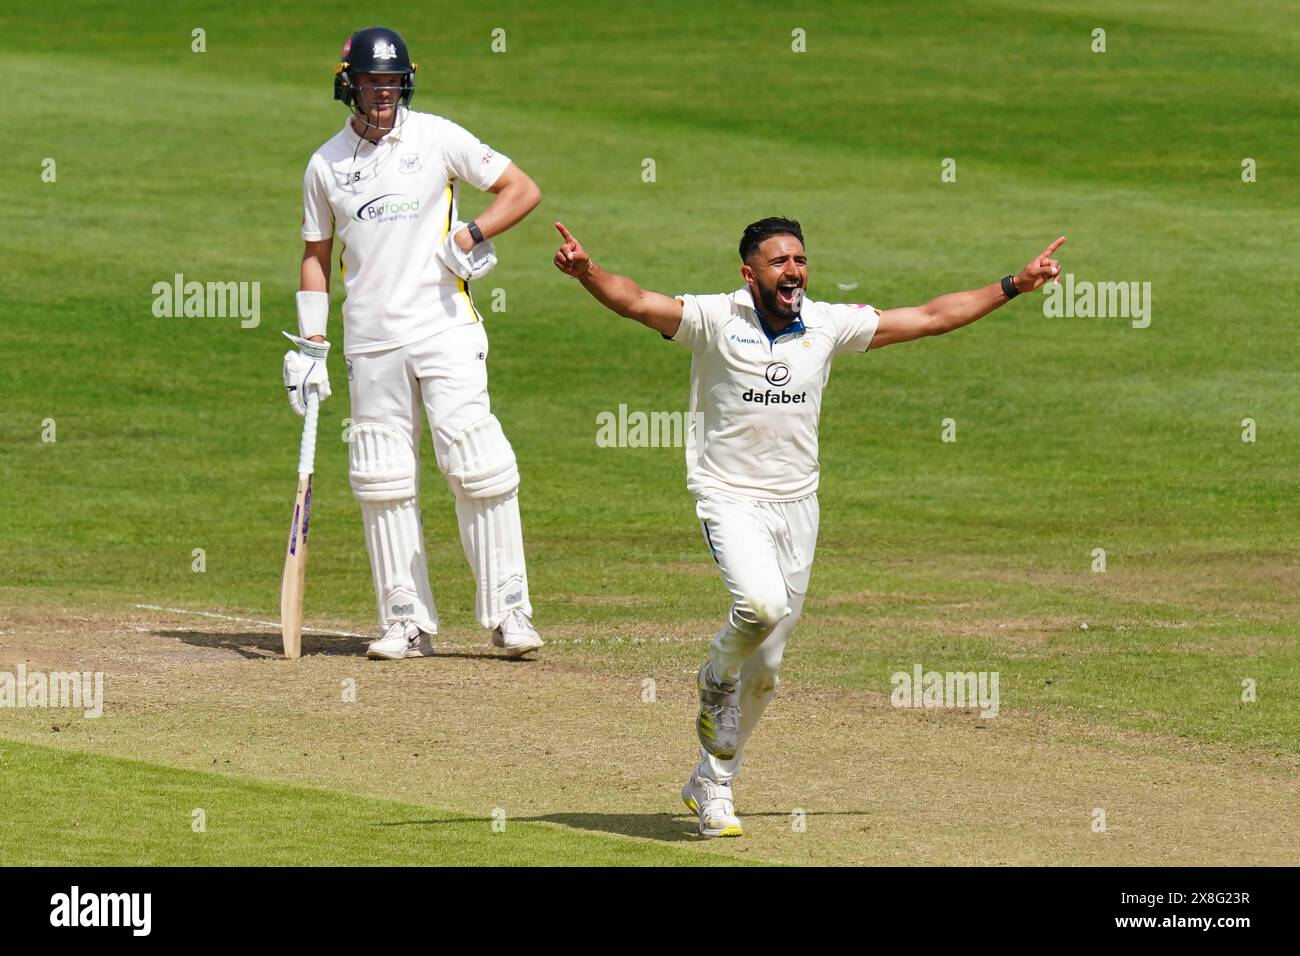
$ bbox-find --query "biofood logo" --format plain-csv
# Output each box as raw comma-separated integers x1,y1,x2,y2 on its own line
355,193,421,222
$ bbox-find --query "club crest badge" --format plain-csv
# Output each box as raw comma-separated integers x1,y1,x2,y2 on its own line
399,153,422,174
373,41,398,60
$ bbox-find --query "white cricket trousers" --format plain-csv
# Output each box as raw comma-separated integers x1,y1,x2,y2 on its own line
347,321,531,634
694,492,819,784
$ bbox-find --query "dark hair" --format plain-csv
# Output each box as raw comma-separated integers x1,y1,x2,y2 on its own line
739,217,804,261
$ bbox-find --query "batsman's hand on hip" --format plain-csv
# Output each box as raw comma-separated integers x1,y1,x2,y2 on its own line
1013,236,1067,293
437,220,497,281
553,221,590,277
282,332,332,416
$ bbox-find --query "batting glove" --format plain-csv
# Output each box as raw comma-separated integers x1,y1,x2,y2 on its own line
436,221,497,281
282,332,331,416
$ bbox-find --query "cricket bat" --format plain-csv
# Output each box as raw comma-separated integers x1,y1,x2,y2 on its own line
280,390,320,659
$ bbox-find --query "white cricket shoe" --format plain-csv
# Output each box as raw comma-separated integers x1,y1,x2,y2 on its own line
491,609,544,657
681,772,744,838
366,620,434,660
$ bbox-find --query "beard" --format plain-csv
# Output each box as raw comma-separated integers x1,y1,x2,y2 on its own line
756,279,804,323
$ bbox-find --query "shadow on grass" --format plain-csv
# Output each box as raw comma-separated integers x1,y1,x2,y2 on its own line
373,809,872,843
152,629,514,663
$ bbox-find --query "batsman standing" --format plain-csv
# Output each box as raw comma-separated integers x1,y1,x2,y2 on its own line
283,26,545,659
554,217,1065,836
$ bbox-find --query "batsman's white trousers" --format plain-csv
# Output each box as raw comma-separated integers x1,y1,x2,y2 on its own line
694,492,819,785
347,321,532,633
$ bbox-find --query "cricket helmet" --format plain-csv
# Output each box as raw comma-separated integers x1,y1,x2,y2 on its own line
334,26,417,109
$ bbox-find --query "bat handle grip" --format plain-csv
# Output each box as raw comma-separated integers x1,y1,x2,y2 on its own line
298,390,320,477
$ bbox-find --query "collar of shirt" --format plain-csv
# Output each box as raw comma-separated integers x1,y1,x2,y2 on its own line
730,286,807,343
341,106,409,148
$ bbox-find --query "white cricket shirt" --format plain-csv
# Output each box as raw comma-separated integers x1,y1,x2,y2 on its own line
301,108,511,355
670,287,880,501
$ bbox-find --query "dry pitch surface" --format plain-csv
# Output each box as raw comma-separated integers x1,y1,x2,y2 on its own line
2,602,1296,866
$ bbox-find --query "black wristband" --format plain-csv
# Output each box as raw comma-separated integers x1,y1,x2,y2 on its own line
467,221,485,245
1000,275,1021,300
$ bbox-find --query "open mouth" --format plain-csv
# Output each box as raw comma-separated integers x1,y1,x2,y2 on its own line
776,280,803,309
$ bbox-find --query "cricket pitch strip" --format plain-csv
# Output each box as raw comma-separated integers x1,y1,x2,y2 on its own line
1,603,1297,866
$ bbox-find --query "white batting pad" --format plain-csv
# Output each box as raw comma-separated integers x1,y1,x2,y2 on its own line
360,500,439,634
349,422,438,634
456,490,530,630
349,422,419,502
442,414,519,500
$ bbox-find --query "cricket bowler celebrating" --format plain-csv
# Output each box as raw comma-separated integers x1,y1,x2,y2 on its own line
554,217,1065,836
284,26,545,659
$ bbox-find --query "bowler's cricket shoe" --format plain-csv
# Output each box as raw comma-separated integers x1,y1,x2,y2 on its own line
681,773,743,838
696,660,740,759
491,608,544,657
366,620,435,660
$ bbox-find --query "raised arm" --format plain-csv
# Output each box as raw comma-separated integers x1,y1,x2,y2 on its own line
870,236,1066,349
553,221,683,337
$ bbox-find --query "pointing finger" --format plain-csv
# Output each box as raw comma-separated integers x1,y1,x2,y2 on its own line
555,221,575,243
1042,235,1067,258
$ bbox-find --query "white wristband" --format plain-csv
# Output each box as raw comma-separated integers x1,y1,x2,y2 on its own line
295,290,329,339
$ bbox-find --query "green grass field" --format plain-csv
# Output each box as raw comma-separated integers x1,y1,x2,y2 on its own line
1,0,1297,866
0,739,730,865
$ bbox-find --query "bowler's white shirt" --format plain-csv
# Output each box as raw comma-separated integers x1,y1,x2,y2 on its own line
671,288,880,501
302,108,511,355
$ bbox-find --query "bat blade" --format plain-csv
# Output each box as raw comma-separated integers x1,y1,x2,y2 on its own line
279,474,312,659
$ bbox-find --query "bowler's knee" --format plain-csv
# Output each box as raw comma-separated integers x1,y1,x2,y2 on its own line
732,589,790,634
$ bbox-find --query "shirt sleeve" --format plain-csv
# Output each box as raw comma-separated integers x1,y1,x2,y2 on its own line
668,293,730,350
829,302,882,354
440,119,512,190
301,157,333,242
